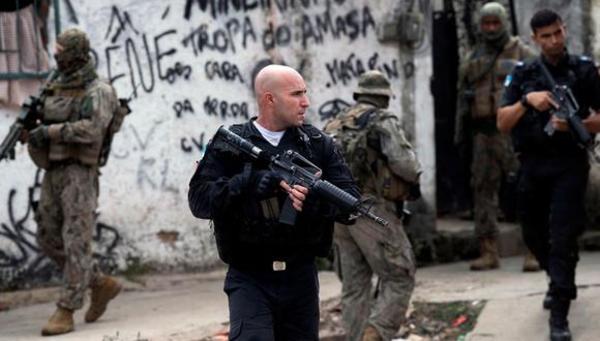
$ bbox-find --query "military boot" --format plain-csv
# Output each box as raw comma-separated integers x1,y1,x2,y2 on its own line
543,291,553,310
362,324,383,341
41,307,74,336
470,238,500,271
522,250,541,272
549,298,571,341
85,276,122,323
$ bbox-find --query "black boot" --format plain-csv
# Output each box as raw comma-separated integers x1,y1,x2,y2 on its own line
549,298,571,341
543,292,553,310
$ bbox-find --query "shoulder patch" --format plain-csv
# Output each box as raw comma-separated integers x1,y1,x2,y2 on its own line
503,74,513,87
80,96,94,119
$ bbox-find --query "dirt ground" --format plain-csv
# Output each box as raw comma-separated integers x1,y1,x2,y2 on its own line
199,297,486,341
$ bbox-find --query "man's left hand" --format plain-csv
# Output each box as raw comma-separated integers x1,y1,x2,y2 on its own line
583,108,600,133
281,183,308,212
28,125,49,148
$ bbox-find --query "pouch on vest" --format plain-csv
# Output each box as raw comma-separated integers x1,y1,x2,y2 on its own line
99,97,131,167
27,144,49,169
378,160,411,201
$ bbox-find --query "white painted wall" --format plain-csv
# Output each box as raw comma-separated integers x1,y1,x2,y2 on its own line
0,0,435,281
593,0,600,59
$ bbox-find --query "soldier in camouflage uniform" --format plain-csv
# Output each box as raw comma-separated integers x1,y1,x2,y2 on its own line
324,71,421,341
24,28,122,336
455,2,540,271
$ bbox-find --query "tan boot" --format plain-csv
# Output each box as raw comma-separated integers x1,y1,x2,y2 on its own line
522,250,541,272
470,238,500,271
362,324,383,341
85,276,122,323
41,307,74,336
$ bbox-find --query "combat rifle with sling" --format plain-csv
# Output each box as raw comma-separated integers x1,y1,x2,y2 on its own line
214,126,389,227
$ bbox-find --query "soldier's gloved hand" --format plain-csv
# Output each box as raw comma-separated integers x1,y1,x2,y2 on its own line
252,170,284,198
29,125,49,148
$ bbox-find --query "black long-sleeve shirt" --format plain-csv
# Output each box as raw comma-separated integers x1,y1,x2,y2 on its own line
501,53,600,158
188,119,359,264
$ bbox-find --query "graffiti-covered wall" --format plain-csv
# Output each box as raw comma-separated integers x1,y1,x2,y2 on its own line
0,0,435,287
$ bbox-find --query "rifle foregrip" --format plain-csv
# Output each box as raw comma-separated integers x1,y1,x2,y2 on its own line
313,180,360,210
313,180,389,227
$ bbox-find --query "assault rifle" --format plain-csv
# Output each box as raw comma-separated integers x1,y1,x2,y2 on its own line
0,70,58,161
539,60,592,148
214,126,389,227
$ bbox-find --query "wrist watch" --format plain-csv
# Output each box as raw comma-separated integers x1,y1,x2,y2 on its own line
520,94,532,109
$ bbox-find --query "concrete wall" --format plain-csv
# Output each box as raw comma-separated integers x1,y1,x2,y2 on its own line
513,0,590,54
592,0,600,58
0,0,435,287
454,0,589,59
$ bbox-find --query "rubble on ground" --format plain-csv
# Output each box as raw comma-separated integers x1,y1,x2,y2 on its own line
318,297,486,341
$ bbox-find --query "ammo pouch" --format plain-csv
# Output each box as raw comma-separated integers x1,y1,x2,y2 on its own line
377,161,411,201
27,144,50,169
99,98,131,167
211,218,236,264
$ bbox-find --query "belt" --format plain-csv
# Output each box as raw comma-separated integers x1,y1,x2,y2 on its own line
230,256,314,272
48,159,88,169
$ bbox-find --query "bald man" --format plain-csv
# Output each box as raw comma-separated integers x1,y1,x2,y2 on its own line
188,65,359,340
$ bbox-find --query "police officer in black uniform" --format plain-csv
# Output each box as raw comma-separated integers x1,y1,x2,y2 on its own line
188,64,359,340
498,9,600,341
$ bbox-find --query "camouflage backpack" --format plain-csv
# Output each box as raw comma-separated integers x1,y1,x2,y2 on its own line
324,107,412,201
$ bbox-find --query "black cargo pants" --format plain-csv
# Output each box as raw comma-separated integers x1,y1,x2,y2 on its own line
517,156,588,300
224,258,319,341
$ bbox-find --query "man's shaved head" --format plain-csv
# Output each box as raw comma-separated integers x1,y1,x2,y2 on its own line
254,64,302,100
254,64,309,131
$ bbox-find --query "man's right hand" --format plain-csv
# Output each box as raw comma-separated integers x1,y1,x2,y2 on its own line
19,130,29,144
524,91,559,112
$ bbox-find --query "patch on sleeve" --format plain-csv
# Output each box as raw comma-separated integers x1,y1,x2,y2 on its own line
503,74,513,87
80,96,94,119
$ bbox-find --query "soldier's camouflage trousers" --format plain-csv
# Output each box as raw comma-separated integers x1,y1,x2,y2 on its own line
471,133,519,239
334,201,416,341
35,163,102,311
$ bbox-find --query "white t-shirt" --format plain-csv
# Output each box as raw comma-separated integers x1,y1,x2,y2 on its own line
253,121,285,146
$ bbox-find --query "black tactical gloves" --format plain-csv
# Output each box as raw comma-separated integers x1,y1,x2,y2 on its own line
29,125,49,148
228,169,283,198
253,170,283,198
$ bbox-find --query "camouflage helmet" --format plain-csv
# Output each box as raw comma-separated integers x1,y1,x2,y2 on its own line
55,28,91,74
353,70,392,99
